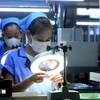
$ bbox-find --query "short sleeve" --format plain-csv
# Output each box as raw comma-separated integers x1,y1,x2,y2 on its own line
51,82,56,91
3,53,15,75
0,64,3,70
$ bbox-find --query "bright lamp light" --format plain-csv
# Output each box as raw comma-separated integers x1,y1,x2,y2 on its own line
89,9,100,19
58,0,84,1
0,8,49,12
90,14,100,19
47,0,84,1
77,8,89,15
76,22,100,26
65,0,84,1
77,8,100,19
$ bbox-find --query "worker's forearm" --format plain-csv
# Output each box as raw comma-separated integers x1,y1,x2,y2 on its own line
12,76,34,92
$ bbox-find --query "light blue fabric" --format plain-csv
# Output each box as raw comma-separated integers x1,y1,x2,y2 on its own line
0,42,5,61
3,46,55,95
0,63,3,70
0,18,1,29
19,12,48,32
0,41,5,70
1,17,20,29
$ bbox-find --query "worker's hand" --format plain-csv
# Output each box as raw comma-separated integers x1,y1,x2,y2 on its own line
50,73,63,89
31,73,47,83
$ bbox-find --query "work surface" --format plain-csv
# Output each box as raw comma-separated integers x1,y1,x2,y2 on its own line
0,92,100,100
0,92,47,100
0,96,47,100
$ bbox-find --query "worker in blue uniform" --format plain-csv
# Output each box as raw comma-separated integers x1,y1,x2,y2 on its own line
0,17,22,62
2,12,63,95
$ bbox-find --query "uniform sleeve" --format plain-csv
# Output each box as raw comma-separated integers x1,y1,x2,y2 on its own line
3,53,15,75
51,82,56,91
0,64,3,70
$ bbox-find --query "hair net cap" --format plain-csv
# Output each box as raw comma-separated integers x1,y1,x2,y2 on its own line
1,17,20,29
20,12,48,32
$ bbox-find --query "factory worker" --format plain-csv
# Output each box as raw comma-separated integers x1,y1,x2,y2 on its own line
2,12,63,95
0,17,22,61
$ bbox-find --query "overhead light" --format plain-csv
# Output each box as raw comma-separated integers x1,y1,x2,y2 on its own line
65,0,84,1
90,14,100,19
47,0,84,1
77,8,89,15
89,9,100,19
88,8,100,14
0,8,49,12
76,22,100,26
77,8,100,19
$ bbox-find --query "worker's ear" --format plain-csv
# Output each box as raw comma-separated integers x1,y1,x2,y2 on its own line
26,30,32,44
2,32,4,38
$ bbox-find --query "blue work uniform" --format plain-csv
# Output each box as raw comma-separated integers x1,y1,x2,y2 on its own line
0,42,5,60
0,41,5,70
0,63,3,70
3,46,55,95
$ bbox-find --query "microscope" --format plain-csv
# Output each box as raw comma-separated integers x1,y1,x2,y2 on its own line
47,44,80,100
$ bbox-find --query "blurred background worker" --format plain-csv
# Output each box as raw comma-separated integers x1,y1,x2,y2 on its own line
0,17,23,61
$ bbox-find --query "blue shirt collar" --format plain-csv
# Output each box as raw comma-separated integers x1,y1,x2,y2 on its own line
18,46,26,58
18,46,31,69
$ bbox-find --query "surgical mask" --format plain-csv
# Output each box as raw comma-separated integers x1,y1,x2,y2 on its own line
5,38,21,48
30,39,51,53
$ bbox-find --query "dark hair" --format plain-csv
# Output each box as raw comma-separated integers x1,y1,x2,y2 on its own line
3,22,21,33
28,17,52,36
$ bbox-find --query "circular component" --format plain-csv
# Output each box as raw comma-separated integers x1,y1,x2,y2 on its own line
31,54,67,76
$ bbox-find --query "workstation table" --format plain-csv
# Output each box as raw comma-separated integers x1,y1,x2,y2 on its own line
0,92,100,100
1,67,100,100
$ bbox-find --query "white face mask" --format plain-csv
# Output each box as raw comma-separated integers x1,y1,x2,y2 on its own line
30,39,51,53
5,38,21,48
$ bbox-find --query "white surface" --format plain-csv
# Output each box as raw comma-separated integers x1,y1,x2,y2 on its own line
12,92,38,97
